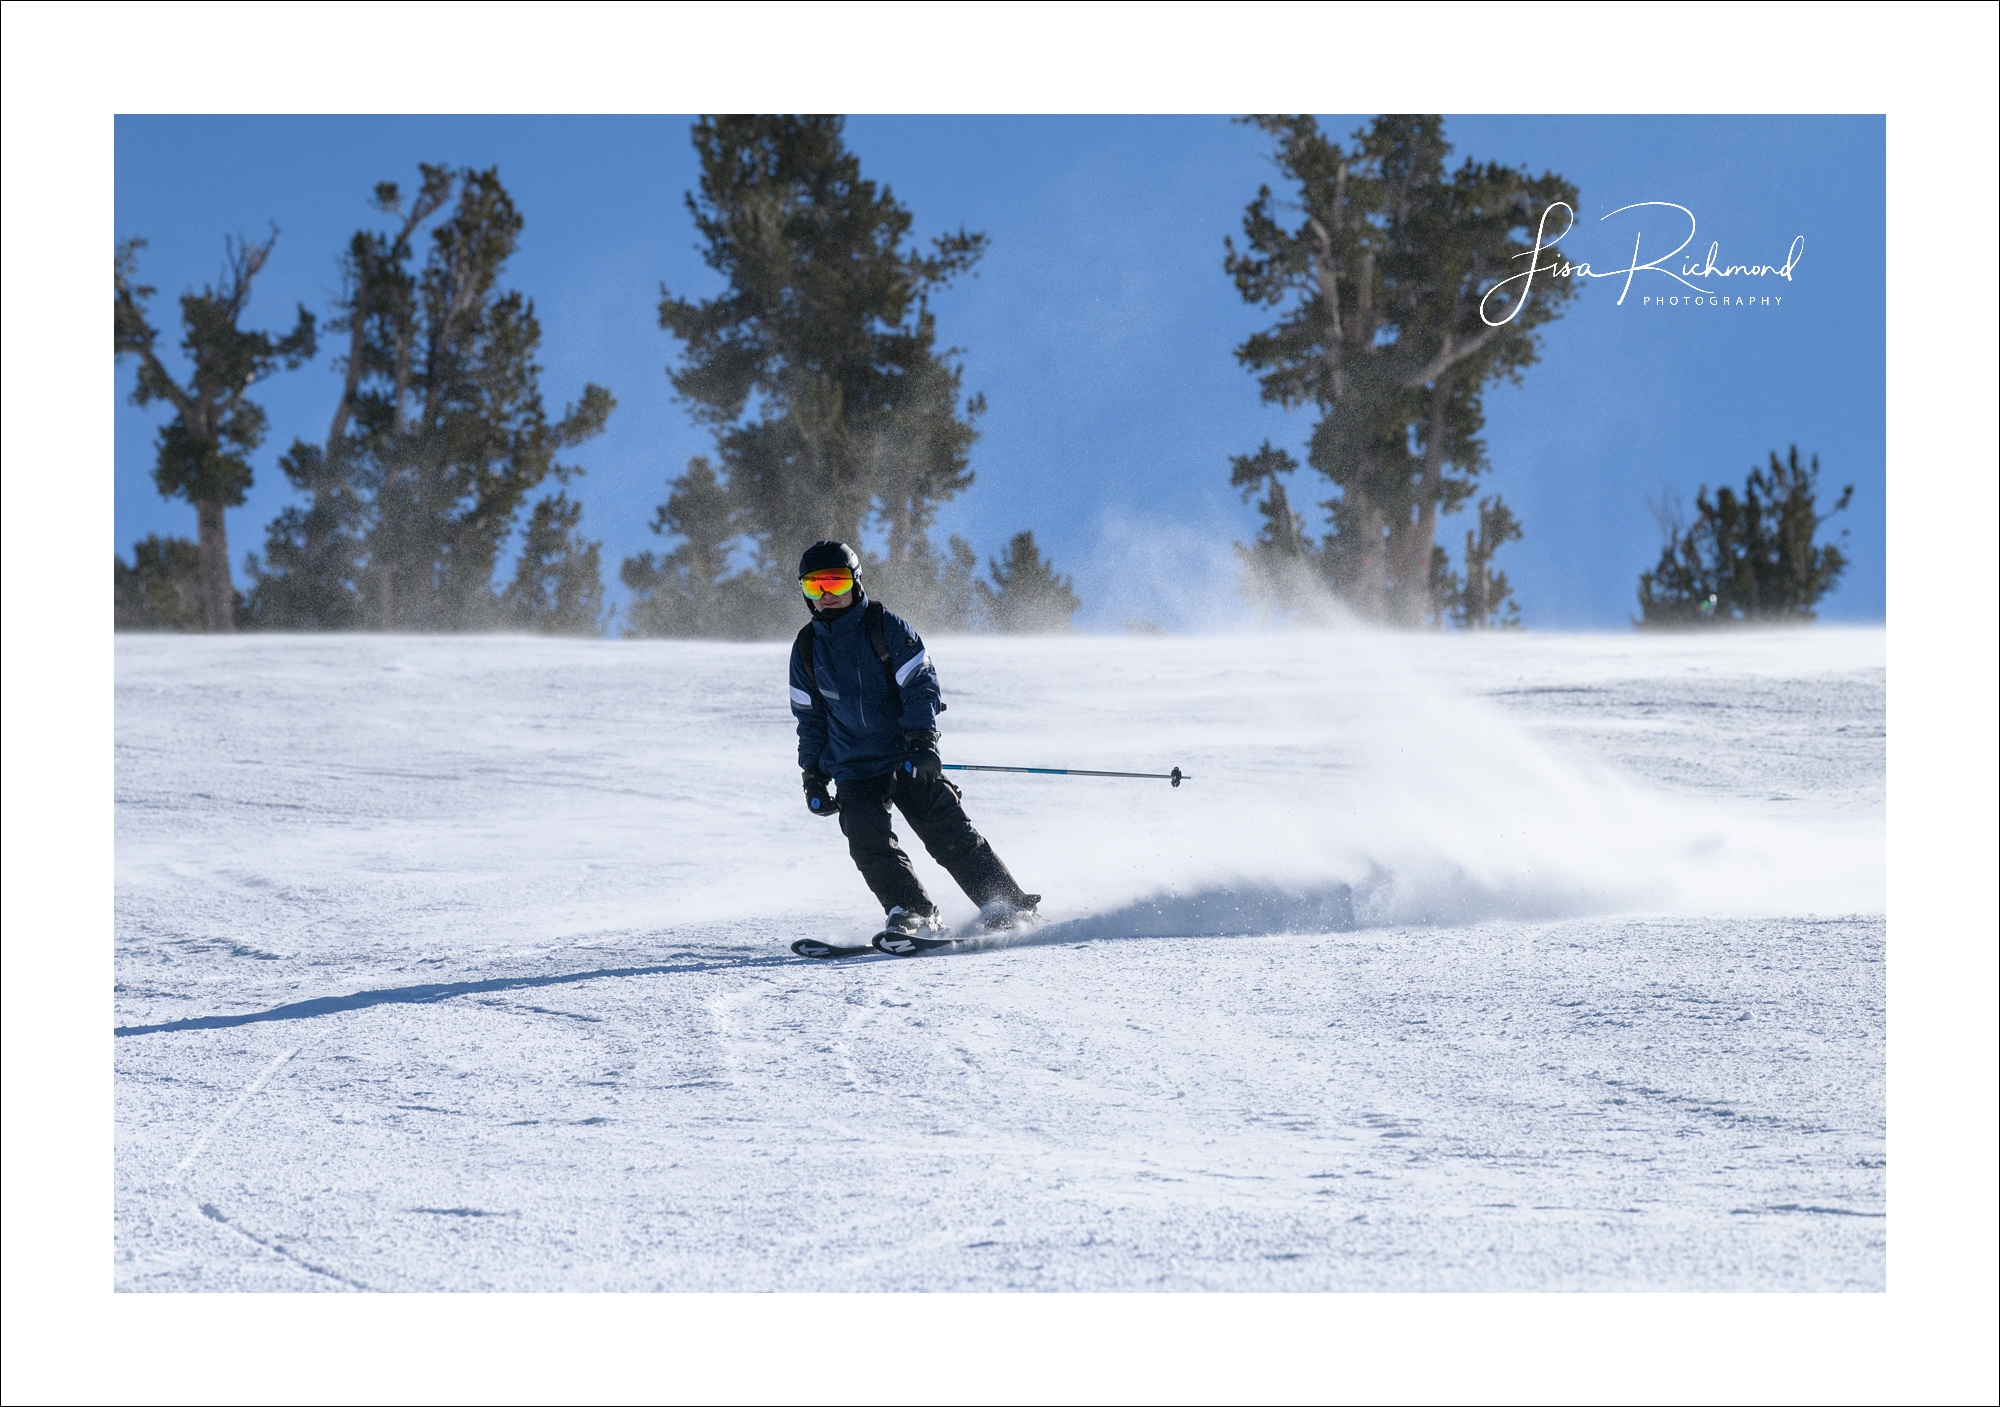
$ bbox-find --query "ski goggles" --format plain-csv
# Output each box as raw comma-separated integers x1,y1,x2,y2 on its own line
800,568,856,599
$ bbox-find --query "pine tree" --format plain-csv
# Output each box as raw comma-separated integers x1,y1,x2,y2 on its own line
1638,447,1852,627
115,235,317,632
114,535,217,632
247,166,613,631
977,531,1081,633
1225,115,1578,626
935,535,983,634
1426,543,1456,629
1229,441,1323,615
621,456,784,638
650,116,985,636
1452,495,1523,629
499,493,607,635
869,531,984,633
248,168,454,629
244,438,373,629
922,534,985,633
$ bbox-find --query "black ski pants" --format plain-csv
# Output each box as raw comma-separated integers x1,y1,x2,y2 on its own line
835,770,1028,915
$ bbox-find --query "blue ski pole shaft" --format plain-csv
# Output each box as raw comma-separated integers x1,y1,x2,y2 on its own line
941,763,1188,787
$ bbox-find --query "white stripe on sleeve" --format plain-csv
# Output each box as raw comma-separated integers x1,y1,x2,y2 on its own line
894,648,929,687
789,685,815,709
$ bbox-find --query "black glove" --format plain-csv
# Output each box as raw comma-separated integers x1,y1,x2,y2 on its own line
901,731,943,785
803,769,839,817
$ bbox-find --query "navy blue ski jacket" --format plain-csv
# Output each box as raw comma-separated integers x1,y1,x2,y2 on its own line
789,593,943,781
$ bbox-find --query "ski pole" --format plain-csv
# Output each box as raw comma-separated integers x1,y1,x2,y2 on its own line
940,763,1189,787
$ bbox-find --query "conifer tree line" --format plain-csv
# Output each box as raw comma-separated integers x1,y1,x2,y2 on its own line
114,119,1082,638
116,115,1856,637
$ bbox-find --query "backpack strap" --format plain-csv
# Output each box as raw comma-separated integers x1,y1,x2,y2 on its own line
864,600,903,716
864,601,894,679
866,599,944,718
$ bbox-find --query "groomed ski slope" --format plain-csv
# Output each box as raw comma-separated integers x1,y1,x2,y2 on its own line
114,627,1884,1291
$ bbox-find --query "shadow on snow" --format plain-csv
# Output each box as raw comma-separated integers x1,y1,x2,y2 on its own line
112,952,793,1038
113,885,1361,1038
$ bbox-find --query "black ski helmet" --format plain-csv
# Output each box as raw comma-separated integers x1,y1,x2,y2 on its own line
798,541,860,580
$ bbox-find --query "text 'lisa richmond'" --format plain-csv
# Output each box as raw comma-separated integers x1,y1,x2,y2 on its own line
1481,201,1804,326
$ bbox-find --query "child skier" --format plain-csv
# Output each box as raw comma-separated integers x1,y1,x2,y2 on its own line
788,540,1038,953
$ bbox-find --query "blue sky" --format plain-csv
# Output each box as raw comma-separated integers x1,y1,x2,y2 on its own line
113,114,1884,630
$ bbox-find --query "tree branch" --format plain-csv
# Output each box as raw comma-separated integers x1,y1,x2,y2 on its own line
1401,322,1502,390
114,247,197,421
1305,208,1349,402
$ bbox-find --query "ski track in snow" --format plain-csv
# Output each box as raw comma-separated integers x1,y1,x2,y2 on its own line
113,629,1884,1291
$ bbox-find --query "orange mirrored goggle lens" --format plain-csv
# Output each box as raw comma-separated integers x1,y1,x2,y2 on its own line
800,569,855,599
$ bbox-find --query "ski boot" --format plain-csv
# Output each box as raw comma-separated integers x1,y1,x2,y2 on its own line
873,905,952,956
978,893,1043,934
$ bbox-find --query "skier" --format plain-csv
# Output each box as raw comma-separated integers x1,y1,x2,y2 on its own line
789,540,1039,947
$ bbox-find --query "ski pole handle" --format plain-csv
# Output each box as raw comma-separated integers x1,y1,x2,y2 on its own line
941,763,1188,787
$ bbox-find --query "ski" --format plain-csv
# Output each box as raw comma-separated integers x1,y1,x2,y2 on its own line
872,930,964,957
791,938,878,960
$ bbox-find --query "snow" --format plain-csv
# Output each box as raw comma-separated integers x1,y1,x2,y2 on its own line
114,626,1884,1291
